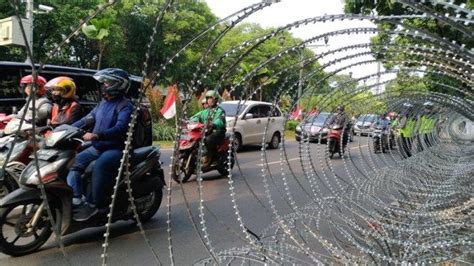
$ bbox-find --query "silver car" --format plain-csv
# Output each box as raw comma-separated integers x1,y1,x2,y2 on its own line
353,114,378,136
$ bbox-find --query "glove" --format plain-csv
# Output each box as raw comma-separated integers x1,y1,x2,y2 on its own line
205,124,214,135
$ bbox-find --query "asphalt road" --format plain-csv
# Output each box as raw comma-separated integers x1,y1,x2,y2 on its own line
0,136,403,265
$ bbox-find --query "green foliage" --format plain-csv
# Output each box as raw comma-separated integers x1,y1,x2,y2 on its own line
152,122,176,141
343,0,472,97
285,120,299,131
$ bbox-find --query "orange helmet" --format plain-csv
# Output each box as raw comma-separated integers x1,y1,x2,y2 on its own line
45,76,76,99
20,75,47,96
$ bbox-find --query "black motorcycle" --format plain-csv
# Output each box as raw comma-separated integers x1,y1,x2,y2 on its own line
0,125,165,256
372,123,390,153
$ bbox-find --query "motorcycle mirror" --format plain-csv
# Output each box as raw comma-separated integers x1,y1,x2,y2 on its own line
11,106,17,115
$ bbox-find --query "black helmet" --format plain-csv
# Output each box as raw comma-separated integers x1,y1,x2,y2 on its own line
94,68,130,97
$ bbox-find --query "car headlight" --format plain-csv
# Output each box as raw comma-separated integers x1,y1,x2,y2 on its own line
322,128,329,133
19,158,67,185
45,131,67,147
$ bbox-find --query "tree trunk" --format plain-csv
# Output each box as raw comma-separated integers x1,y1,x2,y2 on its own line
97,42,105,70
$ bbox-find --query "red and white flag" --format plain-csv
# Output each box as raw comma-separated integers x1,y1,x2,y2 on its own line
290,105,302,120
160,85,177,119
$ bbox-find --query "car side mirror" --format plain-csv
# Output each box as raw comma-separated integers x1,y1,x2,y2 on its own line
244,113,253,120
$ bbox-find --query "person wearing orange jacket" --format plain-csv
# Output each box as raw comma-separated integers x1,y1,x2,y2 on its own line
45,76,82,128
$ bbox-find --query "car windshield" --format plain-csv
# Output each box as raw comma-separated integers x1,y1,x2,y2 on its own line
219,103,248,117
307,113,331,125
357,114,377,122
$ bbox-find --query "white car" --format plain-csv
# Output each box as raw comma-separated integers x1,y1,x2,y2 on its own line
220,101,285,151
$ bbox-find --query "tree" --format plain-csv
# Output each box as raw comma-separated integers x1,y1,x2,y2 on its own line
343,0,473,97
81,17,114,69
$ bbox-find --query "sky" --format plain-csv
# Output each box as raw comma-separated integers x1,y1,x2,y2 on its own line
204,0,396,91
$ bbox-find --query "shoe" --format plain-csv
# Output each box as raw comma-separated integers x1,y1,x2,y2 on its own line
201,156,210,165
73,203,98,222
72,197,83,208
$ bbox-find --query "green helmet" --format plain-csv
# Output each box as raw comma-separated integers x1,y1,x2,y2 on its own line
205,90,219,99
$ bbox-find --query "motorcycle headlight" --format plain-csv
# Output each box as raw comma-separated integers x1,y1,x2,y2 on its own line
45,131,67,147
9,140,27,160
0,152,6,166
19,158,67,185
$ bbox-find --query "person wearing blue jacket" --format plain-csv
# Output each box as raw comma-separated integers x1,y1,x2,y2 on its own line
67,68,133,221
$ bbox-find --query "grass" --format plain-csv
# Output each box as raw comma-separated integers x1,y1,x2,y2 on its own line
284,130,296,141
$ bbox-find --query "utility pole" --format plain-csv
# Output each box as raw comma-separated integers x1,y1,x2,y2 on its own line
297,37,329,101
25,0,34,62
376,61,381,95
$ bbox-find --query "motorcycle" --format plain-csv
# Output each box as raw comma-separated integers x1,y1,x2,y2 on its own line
172,122,234,183
372,124,390,153
327,124,346,159
0,119,39,199
0,125,165,256
0,114,12,132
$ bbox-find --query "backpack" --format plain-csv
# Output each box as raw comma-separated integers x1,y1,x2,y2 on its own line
115,99,153,149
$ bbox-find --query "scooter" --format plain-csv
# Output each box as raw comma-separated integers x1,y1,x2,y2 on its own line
327,124,346,159
0,125,165,256
0,119,39,199
172,122,234,183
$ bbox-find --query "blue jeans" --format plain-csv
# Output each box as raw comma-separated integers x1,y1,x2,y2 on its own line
66,146,123,208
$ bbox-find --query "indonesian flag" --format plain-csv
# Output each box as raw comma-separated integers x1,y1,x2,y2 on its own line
290,105,302,120
160,85,177,119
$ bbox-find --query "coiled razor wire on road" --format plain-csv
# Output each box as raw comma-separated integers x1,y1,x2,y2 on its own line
2,0,472,265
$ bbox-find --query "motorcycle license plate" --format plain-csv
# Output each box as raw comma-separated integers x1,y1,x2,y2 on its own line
180,135,191,141
30,149,58,161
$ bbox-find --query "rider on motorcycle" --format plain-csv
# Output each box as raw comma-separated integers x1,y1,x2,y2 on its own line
12,75,52,126
328,105,349,147
66,68,134,221
417,101,436,149
45,76,82,128
190,90,226,163
398,102,415,158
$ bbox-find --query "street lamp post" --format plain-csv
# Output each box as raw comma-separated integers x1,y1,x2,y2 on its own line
297,36,329,101
23,0,54,63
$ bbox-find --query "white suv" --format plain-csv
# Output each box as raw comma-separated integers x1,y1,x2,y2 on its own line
220,101,285,151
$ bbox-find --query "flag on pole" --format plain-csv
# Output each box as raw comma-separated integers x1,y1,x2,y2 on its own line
290,105,302,120
160,85,177,119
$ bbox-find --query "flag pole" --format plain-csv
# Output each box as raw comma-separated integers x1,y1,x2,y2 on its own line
175,87,179,130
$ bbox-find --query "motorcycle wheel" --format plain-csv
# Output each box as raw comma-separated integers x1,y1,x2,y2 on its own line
171,152,195,184
137,188,163,223
0,199,59,256
0,173,19,199
373,138,380,153
328,139,336,159
217,151,235,176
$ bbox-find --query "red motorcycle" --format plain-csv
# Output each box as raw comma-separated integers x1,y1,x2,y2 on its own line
327,124,346,159
172,122,235,183
0,114,12,132
0,119,39,198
